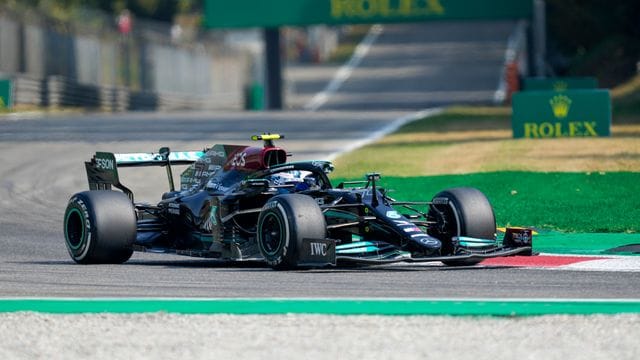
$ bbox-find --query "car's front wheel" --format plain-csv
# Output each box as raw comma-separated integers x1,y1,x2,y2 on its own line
427,187,496,266
257,194,326,269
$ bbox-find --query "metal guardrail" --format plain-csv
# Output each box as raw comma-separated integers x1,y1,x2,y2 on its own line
9,73,240,111
1,5,340,112
13,76,46,106
0,6,248,111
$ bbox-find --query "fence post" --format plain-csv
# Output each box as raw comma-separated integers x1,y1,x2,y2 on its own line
0,79,13,110
47,75,63,108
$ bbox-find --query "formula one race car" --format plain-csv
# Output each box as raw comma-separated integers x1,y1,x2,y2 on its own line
63,134,533,269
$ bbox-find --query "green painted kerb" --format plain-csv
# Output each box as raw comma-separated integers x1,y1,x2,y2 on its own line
1,299,639,316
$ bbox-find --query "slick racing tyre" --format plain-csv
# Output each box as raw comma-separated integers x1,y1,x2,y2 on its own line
428,187,496,266
257,194,326,269
63,191,136,264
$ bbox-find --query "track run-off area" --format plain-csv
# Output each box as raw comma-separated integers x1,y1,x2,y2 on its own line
1,110,639,300
1,108,639,359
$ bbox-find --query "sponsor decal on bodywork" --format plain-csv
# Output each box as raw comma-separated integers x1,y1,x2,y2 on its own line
202,205,219,232
310,242,328,256
431,197,449,205
385,210,402,219
299,238,336,266
114,151,204,164
402,226,422,233
168,203,180,215
95,158,114,170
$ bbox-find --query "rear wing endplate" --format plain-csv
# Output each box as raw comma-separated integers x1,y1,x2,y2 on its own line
85,149,204,201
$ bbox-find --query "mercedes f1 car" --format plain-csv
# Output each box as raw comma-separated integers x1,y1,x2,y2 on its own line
63,134,533,269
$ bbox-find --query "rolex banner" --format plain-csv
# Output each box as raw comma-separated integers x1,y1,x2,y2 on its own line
205,0,533,28
511,90,611,139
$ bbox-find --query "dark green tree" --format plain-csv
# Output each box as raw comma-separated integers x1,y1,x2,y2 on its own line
547,0,640,86
0,0,202,22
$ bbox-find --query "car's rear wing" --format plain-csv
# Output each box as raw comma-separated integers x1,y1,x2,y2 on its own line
85,148,204,201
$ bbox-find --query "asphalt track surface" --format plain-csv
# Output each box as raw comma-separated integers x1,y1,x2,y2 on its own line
1,21,639,300
1,111,640,299
289,21,515,110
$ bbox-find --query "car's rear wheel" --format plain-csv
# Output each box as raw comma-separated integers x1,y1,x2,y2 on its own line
63,191,136,264
427,187,496,266
257,194,326,269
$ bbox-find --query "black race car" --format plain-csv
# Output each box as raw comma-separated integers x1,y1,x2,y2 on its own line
63,134,532,269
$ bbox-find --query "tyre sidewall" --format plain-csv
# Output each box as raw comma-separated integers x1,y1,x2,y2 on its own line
64,195,95,262
257,194,327,269
63,191,136,264
257,199,295,268
429,187,496,242
429,187,496,266
444,188,496,241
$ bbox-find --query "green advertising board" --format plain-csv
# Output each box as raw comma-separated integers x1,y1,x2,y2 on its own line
0,79,12,110
523,77,598,92
512,90,611,139
205,0,533,28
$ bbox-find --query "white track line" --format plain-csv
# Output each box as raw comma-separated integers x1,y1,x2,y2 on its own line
326,107,443,161
304,24,443,161
304,24,384,111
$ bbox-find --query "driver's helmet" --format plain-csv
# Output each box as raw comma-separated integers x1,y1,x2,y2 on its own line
267,170,317,192
268,170,303,186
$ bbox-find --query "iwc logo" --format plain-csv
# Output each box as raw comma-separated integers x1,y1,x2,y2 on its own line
549,95,572,119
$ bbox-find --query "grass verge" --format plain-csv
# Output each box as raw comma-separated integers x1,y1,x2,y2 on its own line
332,172,639,233
331,106,640,178
331,81,640,234
338,171,640,233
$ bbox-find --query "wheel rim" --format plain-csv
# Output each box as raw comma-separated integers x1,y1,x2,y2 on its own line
65,208,85,250
430,205,457,237
260,213,284,256
428,203,458,255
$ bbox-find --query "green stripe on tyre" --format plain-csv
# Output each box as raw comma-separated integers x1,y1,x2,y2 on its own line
64,208,85,250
